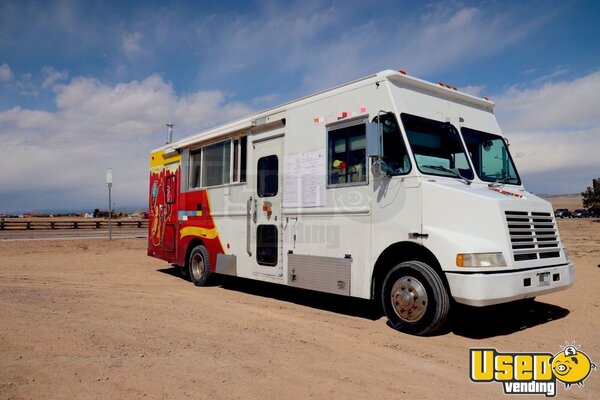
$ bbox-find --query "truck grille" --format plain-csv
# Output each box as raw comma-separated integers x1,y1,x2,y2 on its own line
505,211,561,262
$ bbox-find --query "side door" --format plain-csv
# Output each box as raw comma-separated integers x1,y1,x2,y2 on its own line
251,137,283,277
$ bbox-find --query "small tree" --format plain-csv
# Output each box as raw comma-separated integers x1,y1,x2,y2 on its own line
582,178,600,212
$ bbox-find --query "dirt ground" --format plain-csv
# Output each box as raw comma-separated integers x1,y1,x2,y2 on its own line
0,214,598,399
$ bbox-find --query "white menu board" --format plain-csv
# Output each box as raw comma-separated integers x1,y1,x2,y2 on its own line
283,149,326,208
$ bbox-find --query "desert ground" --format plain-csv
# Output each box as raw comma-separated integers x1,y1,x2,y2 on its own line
0,197,598,399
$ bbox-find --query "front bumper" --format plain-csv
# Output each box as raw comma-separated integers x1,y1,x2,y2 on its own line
446,263,575,306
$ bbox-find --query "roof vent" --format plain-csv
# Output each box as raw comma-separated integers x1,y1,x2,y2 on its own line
166,123,174,144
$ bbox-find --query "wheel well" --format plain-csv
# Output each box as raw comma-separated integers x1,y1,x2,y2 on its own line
370,241,448,301
184,238,205,268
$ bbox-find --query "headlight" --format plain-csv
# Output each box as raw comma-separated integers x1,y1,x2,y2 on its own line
563,248,570,261
456,252,507,267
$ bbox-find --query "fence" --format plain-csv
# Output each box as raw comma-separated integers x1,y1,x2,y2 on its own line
0,219,148,230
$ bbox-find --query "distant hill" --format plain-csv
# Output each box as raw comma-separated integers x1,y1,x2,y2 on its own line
0,205,147,216
538,193,581,198
541,194,582,210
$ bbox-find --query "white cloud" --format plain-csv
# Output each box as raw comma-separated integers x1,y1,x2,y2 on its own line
0,63,14,82
394,6,541,77
496,71,600,132
531,67,569,84
0,2,585,209
201,3,550,93
494,71,600,190
0,107,56,130
0,75,253,211
42,66,69,89
461,85,486,97
122,31,144,59
15,73,39,97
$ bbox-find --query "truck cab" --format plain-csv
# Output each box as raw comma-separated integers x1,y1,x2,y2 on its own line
368,72,574,334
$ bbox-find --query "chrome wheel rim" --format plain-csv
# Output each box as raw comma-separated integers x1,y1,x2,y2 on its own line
191,253,204,281
390,276,428,323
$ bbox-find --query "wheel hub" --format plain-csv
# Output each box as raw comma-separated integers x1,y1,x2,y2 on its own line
390,276,428,323
191,253,204,280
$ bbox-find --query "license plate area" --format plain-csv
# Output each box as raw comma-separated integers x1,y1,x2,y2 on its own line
537,272,551,287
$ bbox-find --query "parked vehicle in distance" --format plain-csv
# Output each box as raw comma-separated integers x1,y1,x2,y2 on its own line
554,208,571,218
571,209,590,218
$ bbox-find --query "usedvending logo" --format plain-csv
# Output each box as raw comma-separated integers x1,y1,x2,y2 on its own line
470,343,596,397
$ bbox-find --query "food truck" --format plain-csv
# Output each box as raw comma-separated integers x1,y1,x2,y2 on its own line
148,70,574,335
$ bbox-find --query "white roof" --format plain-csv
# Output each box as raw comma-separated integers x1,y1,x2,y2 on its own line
155,70,494,152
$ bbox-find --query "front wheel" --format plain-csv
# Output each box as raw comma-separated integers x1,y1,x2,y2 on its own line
381,261,450,336
188,245,211,286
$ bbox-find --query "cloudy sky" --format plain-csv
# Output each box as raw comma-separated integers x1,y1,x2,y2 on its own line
1,0,599,213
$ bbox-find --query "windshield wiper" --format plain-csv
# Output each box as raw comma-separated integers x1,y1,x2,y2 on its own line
422,165,472,185
489,176,515,187
496,176,515,184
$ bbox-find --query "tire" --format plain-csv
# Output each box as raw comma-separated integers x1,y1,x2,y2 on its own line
188,244,211,286
381,261,450,336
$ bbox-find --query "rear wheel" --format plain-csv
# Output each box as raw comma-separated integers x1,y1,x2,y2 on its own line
381,261,450,336
188,245,210,286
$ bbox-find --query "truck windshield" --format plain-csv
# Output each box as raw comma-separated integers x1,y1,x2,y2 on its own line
461,127,521,185
401,113,474,180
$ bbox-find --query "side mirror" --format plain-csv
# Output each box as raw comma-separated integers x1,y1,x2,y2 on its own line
366,122,382,158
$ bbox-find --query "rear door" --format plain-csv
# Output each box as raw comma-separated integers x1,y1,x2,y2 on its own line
149,162,179,261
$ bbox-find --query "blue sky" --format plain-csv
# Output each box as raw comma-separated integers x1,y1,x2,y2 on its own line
1,0,599,212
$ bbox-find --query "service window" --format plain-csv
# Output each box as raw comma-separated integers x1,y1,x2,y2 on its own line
233,139,239,183
232,136,247,183
202,141,231,187
328,121,367,185
257,155,278,197
240,136,247,182
256,224,278,266
189,150,202,189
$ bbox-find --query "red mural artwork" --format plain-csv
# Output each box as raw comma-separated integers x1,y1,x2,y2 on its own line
148,165,224,270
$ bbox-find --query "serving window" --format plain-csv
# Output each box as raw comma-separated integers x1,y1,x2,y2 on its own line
327,121,367,186
187,136,248,190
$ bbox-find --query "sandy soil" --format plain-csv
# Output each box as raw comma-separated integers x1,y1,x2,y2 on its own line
0,219,598,399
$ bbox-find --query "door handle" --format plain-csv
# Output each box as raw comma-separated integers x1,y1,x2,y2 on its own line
246,196,253,256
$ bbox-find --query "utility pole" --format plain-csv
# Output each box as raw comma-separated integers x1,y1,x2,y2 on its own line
106,168,113,240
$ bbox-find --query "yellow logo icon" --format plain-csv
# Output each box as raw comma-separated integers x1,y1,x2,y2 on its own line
470,343,596,397
552,343,596,388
